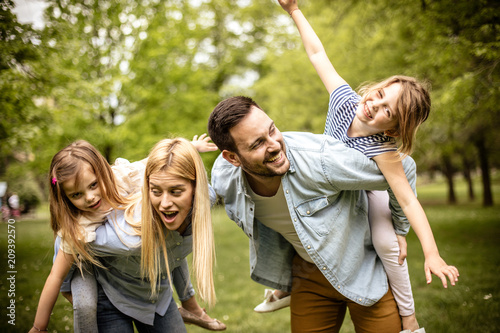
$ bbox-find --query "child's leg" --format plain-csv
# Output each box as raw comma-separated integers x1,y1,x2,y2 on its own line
71,265,98,333
367,191,418,330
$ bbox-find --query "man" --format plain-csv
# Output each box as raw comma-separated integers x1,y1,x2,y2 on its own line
208,96,414,332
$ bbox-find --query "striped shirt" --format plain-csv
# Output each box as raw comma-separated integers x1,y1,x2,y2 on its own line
324,84,397,158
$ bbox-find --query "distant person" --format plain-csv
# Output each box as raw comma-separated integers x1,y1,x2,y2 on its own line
8,192,20,218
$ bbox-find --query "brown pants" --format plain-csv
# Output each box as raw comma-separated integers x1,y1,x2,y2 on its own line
290,255,401,333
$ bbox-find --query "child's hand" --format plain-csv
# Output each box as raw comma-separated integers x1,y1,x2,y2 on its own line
425,255,459,288
191,134,218,153
277,0,299,15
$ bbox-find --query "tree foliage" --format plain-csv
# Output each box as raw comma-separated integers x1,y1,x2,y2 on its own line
1,0,498,207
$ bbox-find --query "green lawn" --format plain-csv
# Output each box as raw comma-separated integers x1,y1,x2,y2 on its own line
1,177,499,332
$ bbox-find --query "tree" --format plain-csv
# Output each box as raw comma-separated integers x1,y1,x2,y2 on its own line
0,0,45,175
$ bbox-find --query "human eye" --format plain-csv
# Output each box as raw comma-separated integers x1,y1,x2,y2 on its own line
250,139,263,150
170,188,184,196
385,107,391,117
71,192,82,199
150,187,161,196
90,181,98,189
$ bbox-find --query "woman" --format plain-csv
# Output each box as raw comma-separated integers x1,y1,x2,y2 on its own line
90,138,222,332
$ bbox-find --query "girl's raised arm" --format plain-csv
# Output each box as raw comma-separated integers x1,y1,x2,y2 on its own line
29,251,74,333
278,0,346,94
373,153,459,288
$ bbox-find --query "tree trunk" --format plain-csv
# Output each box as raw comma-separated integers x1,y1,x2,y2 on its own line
474,138,494,206
442,154,456,204
462,155,475,202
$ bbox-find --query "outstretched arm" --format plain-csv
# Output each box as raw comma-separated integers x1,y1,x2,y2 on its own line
373,152,460,288
278,0,346,94
29,251,74,333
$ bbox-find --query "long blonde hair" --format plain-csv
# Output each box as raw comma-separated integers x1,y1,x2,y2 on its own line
49,140,127,268
140,138,216,305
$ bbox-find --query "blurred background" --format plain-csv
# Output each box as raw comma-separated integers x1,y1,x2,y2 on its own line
0,0,499,331
1,0,499,212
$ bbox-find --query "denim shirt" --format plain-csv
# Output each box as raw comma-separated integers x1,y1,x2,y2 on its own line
211,132,415,306
90,207,192,326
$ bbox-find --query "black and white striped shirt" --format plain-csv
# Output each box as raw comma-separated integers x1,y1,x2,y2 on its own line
324,84,397,158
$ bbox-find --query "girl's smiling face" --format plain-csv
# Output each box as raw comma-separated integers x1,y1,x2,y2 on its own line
148,171,194,234
62,163,111,215
355,82,401,136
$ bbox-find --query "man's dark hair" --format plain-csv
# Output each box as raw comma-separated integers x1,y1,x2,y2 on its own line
208,96,262,152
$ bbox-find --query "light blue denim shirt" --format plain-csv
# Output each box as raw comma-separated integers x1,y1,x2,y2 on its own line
90,207,192,326
211,132,415,306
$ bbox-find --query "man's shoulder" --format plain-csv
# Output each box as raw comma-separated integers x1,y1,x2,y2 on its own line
211,154,241,188
283,131,345,150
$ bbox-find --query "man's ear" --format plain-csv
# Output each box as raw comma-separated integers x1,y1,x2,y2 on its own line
222,150,241,167
384,129,399,137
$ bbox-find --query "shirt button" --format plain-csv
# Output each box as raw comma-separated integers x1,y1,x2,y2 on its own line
294,218,297,222
307,245,311,249
306,210,310,214
176,258,180,261
250,207,253,211
359,298,362,302
337,285,340,288
176,242,181,246
322,267,327,270
286,190,289,194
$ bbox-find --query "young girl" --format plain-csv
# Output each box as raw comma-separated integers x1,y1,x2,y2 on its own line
30,136,224,332
275,1,459,332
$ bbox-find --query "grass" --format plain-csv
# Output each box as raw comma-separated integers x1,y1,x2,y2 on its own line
0,176,499,332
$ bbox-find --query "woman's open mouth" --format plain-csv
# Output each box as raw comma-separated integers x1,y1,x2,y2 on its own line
162,211,178,223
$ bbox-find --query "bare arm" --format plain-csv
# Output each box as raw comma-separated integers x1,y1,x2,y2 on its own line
29,251,74,333
373,152,459,288
278,0,346,94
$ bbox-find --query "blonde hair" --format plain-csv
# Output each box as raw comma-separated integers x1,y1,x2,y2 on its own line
140,138,216,305
49,140,127,268
358,75,431,156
